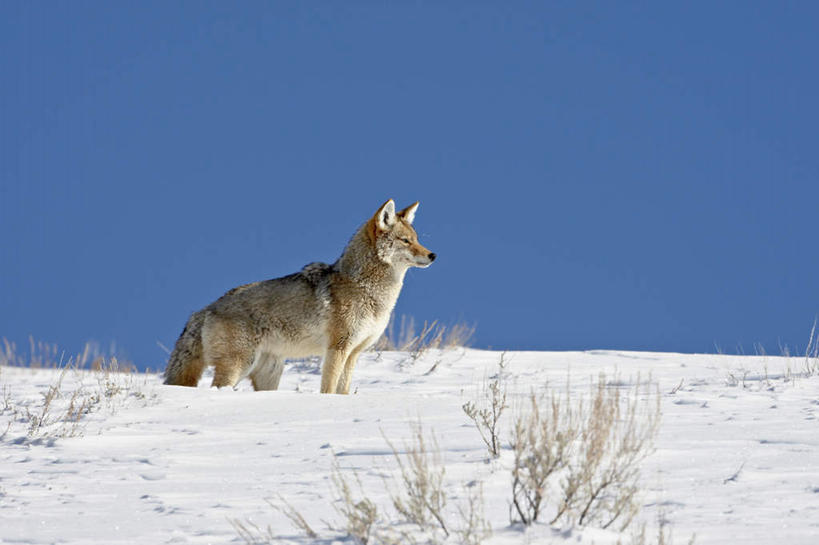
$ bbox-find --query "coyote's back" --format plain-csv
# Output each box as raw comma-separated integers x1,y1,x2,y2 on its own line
163,199,436,394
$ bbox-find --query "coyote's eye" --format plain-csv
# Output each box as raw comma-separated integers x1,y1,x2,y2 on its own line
400,237,411,244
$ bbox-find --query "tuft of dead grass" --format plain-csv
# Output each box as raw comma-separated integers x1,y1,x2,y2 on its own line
620,507,696,545
803,318,819,377
236,420,492,544
373,314,475,356
1,340,155,444
1,337,135,371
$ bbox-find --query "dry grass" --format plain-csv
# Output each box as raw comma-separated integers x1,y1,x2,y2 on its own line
335,421,491,544
237,420,492,544
510,374,661,531
373,314,475,355
802,318,819,376
230,517,278,545
231,370,665,543
271,495,318,538
725,320,819,391
621,507,696,545
721,320,819,390
22,367,93,439
1,340,155,444
231,495,319,543
1,336,135,371
1,337,62,368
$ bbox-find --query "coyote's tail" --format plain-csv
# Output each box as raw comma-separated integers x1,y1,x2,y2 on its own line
164,311,206,387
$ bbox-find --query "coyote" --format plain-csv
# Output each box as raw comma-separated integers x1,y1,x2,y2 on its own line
163,199,436,394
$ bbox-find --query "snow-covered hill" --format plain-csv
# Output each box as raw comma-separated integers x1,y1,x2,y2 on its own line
2,349,818,544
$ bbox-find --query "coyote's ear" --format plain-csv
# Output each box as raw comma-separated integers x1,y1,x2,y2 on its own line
397,201,419,225
375,199,396,231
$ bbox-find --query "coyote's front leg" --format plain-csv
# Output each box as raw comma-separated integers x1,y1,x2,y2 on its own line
320,347,350,394
336,343,367,395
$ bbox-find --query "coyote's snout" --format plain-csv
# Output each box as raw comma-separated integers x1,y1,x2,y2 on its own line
163,199,435,394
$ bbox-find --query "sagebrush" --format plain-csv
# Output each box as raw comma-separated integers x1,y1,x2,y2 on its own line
510,374,661,530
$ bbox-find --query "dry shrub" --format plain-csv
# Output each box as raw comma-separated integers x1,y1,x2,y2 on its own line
383,422,450,538
463,353,509,458
510,382,578,525
330,456,381,544
455,483,492,545
510,374,660,531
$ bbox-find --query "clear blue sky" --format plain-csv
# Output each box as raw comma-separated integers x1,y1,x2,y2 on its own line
2,2,818,370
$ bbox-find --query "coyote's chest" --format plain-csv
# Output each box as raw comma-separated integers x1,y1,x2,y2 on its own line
335,279,403,344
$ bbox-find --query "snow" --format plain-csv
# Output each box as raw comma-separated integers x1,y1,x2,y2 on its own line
2,349,819,544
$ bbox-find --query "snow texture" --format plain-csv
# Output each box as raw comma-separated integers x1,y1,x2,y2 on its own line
2,349,819,544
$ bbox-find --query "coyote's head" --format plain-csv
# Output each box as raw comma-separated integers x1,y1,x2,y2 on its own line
369,199,436,268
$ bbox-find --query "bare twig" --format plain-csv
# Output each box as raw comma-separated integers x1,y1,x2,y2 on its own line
722,462,745,484
668,379,684,395
269,494,317,538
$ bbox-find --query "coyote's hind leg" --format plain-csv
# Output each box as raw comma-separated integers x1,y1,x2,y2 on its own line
204,321,253,389
250,353,284,391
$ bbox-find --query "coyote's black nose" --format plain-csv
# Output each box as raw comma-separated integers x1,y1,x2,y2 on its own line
428,252,437,261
